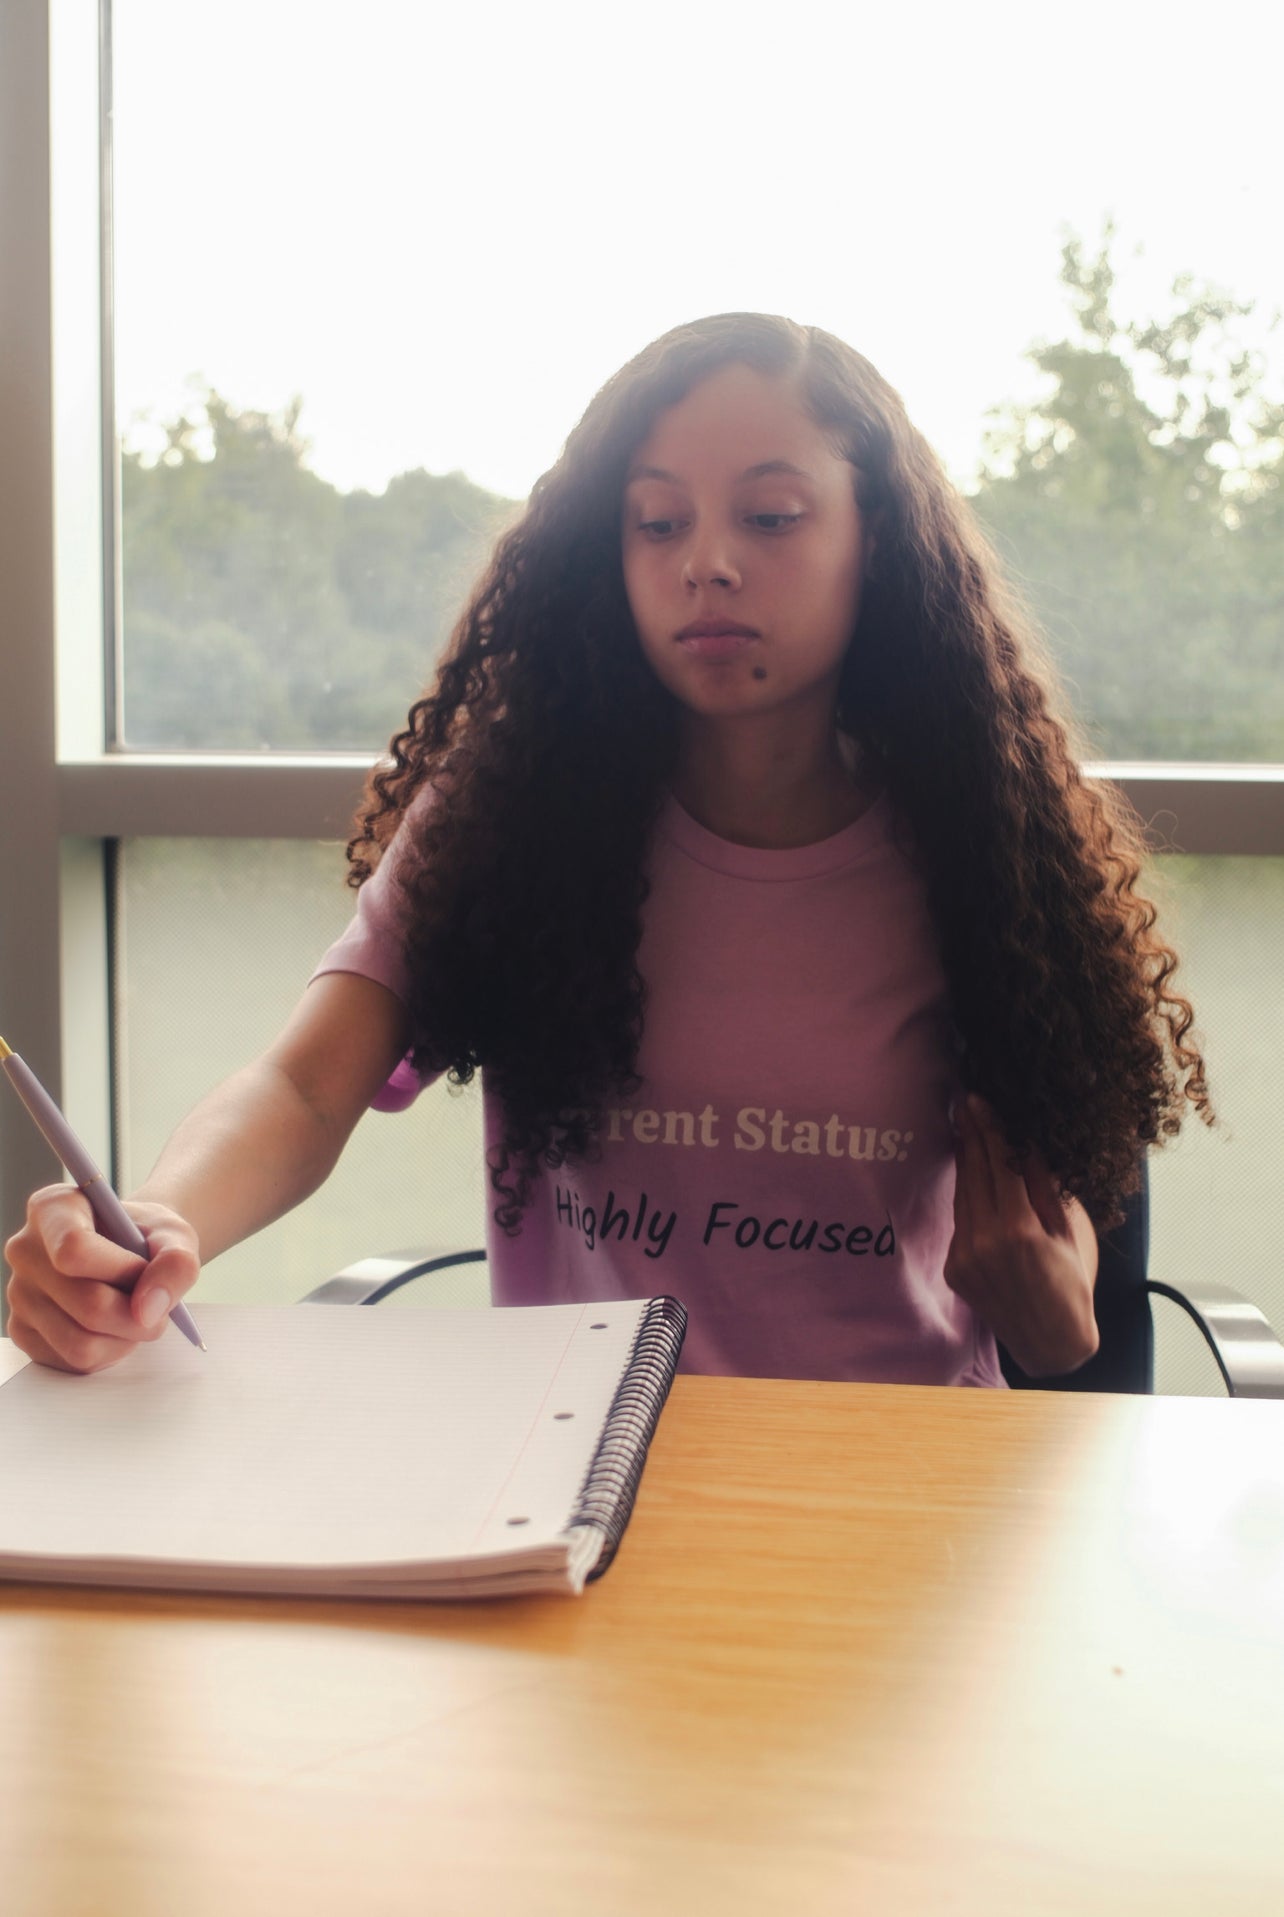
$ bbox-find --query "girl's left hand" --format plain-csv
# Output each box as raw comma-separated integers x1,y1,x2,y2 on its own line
945,1094,1100,1378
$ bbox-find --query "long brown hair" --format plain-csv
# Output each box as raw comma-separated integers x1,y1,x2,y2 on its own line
349,312,1210,1229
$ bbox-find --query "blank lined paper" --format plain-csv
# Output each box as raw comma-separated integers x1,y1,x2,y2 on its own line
0,1299,682,1598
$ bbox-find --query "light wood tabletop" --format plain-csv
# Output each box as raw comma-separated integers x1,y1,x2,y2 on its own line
2,1347,1283,1916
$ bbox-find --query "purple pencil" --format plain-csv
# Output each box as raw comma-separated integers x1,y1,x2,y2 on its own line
0,1035,205,1351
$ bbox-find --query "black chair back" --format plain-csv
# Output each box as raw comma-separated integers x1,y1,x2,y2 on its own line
999,1161,1153,1393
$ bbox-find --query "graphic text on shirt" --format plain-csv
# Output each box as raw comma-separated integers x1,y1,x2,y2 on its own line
602,1102,916,1163
554,1185,897,1266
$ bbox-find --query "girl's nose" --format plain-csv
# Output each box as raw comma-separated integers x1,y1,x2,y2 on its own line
681,539,741,592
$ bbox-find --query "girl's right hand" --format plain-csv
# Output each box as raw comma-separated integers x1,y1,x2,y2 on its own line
3,1185,201,1374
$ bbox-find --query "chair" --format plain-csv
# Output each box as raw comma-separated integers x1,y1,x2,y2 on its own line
302,1161,1284,1398
997,1161,1284,1396
304,1246,488,1311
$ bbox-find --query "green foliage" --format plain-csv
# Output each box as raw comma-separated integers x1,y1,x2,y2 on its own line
121,241,1284,759
971,225,1284,758
120,394,517,748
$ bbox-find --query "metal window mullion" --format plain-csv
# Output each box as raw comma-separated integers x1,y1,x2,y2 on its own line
0,0,64,1260
53,759,1284,855
99,0,122,749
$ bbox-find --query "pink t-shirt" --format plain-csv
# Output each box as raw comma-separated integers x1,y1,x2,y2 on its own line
313,793,1006,1387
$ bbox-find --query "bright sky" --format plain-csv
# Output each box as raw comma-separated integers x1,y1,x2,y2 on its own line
112,0,1284,501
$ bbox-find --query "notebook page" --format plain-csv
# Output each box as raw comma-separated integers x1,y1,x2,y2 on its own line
0,1301,648,1573
0,1344,27,1386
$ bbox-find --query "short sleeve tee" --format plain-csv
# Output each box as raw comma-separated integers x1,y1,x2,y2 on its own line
313,793,1006,1387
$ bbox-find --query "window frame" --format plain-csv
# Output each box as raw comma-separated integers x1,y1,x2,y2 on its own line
2,0,1283,1258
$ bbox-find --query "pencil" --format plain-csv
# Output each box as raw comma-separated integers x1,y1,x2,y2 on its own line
0,1036,205,1351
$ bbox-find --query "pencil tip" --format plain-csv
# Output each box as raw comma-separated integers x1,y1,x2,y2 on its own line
198,1340,208,1352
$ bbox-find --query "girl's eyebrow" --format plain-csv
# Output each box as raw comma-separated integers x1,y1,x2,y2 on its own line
624,458,814,486
741,459,814,481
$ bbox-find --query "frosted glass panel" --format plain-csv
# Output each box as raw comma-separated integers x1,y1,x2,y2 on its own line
115,845,1284,1381
116,840,486,1306
1147,857,1284,1393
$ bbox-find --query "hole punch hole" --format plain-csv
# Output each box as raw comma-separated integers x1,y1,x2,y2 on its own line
590,1322,608,1330
506,1516,530,1527
554,1412,574,1421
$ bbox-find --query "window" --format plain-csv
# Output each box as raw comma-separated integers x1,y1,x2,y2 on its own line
1145,856,1284,1392
115,839,486,1301
110,2,1284,763
2,0,1282,1389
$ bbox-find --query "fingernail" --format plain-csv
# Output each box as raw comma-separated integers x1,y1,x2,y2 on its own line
139,1288,171,1328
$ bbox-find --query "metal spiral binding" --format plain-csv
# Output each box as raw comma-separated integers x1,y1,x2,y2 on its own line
569,1295,688,1580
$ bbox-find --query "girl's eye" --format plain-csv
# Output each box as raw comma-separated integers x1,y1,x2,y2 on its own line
632,511,801,539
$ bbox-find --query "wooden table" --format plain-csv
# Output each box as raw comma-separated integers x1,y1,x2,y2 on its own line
2,1353,1283,1915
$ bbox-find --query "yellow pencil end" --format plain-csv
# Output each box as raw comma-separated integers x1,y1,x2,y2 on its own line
0,1036,12,1061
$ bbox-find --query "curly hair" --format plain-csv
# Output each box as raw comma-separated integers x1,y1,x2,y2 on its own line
348,312,1211,1230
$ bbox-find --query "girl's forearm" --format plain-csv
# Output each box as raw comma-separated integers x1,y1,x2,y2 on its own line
128,1057,357,1264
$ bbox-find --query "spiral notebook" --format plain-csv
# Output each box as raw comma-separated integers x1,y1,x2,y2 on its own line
0,1296,686,1600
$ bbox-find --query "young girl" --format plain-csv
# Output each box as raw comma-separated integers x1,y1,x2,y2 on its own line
5,313,1209,1383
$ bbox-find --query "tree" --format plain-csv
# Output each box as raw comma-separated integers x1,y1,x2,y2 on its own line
120,392,516,749
971,226,1284,759
122,248,1284,762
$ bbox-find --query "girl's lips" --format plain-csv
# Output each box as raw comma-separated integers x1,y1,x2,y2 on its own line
676,629,758,660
